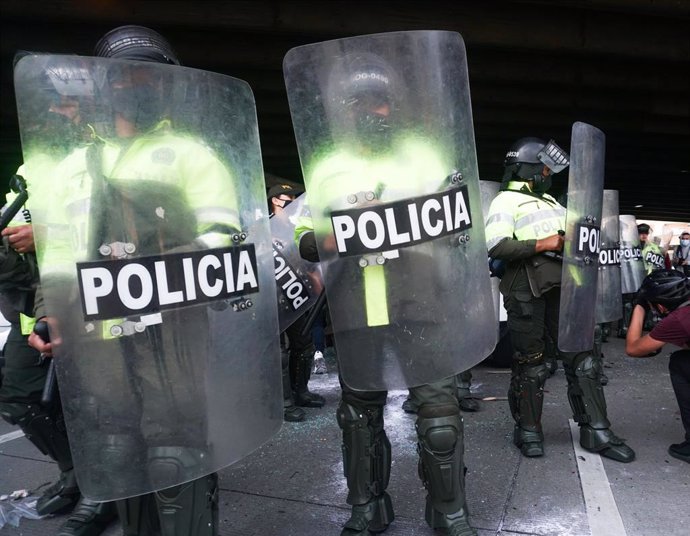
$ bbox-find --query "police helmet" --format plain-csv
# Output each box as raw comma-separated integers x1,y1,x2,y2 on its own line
637,223,651,235
637,269,690,311
14,55,91,151
93,25,180,65
503,137,569,191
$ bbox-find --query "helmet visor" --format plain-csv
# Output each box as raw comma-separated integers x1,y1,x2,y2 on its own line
537,139,569,174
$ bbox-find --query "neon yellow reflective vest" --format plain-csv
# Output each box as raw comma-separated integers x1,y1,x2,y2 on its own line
295,137,450,327
37,122,240,337
641,242,665,273
2,154,59,335
485,181,566,248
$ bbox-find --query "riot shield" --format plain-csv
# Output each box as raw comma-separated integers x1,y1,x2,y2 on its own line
270,195,322,332
558,122,604,352
595,190,622,323
619,215,645,293
14,54,282,501
480,180,502,333
284,31,497,390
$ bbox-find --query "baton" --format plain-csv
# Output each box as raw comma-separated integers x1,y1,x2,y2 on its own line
0,175,28,232
34,321,57,406
299,289,327,338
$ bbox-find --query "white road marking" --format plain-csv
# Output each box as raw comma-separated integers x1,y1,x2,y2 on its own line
569,419,627,536
0,429,25,445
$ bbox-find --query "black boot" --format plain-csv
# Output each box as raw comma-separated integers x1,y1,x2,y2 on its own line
341,493,394,536
337,401,394,535
36,468,81,516
566,355,635,463
417,410,476,536
456,372,479,412
57,498,118,536
508,357,547,458
293,351,325,408
668,441,690,463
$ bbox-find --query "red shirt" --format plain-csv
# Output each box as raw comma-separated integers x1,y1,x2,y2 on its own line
650,305,690,348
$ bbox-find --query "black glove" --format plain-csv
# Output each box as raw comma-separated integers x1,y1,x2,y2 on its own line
298,231,320,263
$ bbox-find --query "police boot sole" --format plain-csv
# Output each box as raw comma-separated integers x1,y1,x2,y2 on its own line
586,443,635,463
519,442,544,457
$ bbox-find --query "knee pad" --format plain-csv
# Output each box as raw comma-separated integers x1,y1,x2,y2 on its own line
416,412,465,512
148,446,207,490
336,400,390,505
574,354,602,380
1,402,73,471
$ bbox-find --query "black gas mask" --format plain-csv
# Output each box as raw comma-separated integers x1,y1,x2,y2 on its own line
349,94,394,152
111,83,162,132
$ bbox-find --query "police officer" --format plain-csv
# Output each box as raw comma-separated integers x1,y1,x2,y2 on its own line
29,26,238,535
268,183,325,422
638,223,665,274
1,70,117,536
295,54,476,536
485,137,635,462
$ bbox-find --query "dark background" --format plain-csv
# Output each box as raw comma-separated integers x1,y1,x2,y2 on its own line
1,0,688,221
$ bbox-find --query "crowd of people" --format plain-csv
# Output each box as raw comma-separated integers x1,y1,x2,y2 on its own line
0,24,688,536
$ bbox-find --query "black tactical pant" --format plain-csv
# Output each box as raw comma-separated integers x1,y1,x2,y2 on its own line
57,310,211,497
504,272,607,440
669,350,690,442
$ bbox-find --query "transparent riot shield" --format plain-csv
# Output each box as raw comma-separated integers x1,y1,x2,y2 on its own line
619,215,645,293
595,190,622,323
14,54,282,501
558,122,605,352
480,180,502,335
284,31,497,390
270,195,322,332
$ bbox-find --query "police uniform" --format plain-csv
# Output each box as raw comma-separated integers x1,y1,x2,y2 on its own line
37,121,239,535
641,240,665,274
485,178,635,462
296,136,473,536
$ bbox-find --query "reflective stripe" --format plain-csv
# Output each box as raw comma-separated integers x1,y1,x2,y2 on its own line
195,206,240,226
364,265,388,326
514,208,566,231
485,188,567,249
196,232,232,249
485,212,514,227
